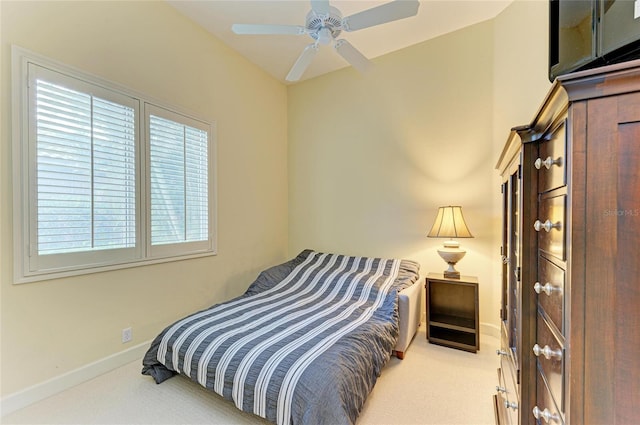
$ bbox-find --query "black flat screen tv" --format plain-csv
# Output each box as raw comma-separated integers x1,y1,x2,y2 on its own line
549,0,640,81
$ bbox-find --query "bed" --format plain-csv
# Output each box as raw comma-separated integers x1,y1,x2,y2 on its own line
142,249,421,425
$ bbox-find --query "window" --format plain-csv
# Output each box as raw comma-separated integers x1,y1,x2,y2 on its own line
12,47,216,283
146,105,212,259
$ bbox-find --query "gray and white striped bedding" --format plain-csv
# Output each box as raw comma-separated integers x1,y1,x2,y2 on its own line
142,249,420,425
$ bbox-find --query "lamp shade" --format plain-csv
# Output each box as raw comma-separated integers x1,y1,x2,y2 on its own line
427,206,473,239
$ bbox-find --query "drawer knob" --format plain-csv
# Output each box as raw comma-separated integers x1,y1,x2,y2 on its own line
534,156,562,170
534,219,561,232
533,406,560,423
532,343,563,360
504,400,518,410
496,385,507,393
534,281,562,296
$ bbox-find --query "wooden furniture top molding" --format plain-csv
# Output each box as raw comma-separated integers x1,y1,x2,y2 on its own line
511,59,640,148
558,57,640,101
516,81,569,145
495,128,523,173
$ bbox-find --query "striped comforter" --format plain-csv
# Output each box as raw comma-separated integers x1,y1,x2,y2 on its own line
142,250,420,425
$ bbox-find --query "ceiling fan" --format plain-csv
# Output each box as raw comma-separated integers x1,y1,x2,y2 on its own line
231,0,420,82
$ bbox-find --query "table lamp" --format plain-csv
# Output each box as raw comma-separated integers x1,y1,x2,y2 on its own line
427,205,473,279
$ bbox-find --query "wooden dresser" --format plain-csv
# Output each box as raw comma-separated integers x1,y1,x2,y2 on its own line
494,60,640,424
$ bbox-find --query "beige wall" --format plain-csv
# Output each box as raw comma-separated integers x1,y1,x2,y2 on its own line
0,1,288,396
288,0,551,332
493,0,552,145
491,0,552,323
1,0,552,403
288,20,497,328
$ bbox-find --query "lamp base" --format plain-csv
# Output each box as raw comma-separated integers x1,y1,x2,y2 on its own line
437,241,466,279
443,260,461,278
443,267,461,279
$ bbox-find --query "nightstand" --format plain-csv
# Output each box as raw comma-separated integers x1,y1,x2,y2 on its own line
425,272,479,353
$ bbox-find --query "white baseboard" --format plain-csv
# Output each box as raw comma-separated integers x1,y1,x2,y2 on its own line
1,340,151,417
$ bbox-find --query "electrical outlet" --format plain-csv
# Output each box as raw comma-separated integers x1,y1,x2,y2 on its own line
122,327,132,344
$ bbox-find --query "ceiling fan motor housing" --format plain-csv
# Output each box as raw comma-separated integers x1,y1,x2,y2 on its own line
306,6,343,42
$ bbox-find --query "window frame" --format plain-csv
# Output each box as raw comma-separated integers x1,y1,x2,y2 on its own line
27,63,143,273
12,46,217,284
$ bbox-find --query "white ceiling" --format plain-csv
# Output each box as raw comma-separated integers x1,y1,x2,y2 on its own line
167,0,513,84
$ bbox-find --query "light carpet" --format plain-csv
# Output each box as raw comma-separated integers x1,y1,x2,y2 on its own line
3,326,499,425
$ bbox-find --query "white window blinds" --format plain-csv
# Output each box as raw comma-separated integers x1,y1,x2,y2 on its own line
14,48,216,283
35,79,136,255
149,113,209,246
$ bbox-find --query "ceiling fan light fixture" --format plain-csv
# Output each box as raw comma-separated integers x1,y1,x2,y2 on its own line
317,27,332,45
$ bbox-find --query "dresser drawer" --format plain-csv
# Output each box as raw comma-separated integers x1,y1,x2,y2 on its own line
535,194,566,261
498,359,519,425
493,393,508,425
500,352,518,398
495,367,511,425
534,366,564,425
534,314,564,413
536,256,565,335
536,122,566,193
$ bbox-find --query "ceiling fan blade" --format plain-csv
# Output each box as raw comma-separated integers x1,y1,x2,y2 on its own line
334,39,372,74
286,44,319,82
232,24,306,36
342,0,420,32
311,0,330,16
